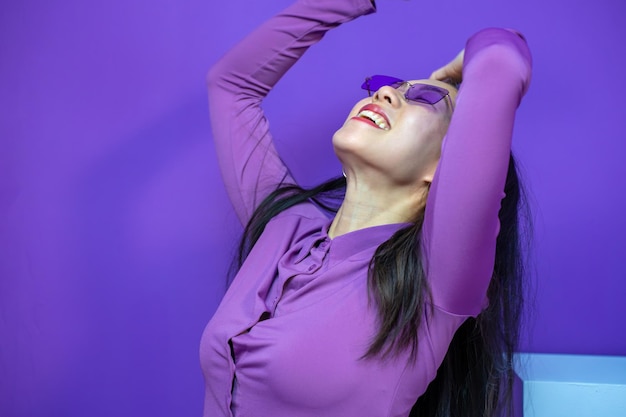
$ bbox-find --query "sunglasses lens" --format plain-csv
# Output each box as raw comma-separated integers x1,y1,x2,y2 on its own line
405,85,448,104
361,76,449,104
361,75,404,93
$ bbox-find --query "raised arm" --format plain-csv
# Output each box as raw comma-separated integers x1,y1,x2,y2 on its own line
423,28,532,316
207,0,376,225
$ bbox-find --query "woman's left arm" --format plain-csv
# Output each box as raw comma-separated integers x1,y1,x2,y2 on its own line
423,28,532,316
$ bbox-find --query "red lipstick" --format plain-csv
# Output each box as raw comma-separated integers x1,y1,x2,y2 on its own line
351,103,391,130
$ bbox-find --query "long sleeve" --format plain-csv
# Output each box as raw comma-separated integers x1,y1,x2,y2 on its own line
422,28,532,316
207,0,376,225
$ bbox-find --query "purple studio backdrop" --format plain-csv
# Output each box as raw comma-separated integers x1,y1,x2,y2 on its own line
1,0,625,415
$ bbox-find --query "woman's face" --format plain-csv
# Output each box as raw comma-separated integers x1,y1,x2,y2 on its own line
333,79,457,188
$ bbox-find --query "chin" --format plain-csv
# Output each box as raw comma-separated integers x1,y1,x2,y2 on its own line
333,121,369,150
331,130,356,164
331,126,349,151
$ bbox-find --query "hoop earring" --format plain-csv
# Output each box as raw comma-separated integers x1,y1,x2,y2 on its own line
342,170,347,178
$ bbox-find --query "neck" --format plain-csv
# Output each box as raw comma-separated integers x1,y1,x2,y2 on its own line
329,179,427,239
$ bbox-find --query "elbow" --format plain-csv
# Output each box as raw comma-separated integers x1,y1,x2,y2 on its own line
465,28,532,66
207,50,238,90
206,59,240,98
206,59,259,98
464,28,533,96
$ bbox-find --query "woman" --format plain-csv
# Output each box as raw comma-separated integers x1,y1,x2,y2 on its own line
201,0,532,416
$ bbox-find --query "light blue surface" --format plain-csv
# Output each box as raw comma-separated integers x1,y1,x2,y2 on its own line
514,353,626,417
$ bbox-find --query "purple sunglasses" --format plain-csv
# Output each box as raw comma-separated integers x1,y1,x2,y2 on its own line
361,75,450,105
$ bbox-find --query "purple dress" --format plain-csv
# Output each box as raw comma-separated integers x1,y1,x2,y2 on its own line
201,0,532,415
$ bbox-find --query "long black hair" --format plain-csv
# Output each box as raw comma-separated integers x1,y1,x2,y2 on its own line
233,153,530,417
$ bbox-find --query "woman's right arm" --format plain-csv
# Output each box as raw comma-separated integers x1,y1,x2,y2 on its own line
207,0,376,225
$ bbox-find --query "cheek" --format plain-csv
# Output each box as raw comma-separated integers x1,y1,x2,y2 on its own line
404,111,448,142
390,117,445,173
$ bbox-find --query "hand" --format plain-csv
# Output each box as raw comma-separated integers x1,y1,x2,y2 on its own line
430,50,464,84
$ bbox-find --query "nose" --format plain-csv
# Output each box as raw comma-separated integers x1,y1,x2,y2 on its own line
373,85,404,107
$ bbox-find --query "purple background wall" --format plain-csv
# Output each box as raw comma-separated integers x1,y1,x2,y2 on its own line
1,0,625,415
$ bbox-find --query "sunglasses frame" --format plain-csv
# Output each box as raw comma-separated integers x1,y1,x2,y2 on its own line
361,75,450,106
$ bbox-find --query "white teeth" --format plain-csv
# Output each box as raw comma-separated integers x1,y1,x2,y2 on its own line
357,109,389,130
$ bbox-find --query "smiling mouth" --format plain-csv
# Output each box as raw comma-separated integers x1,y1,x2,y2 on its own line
356,109,390,130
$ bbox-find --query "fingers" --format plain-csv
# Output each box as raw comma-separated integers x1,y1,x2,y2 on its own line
430,67,449,81
429,66,461,82
430,50,465,82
